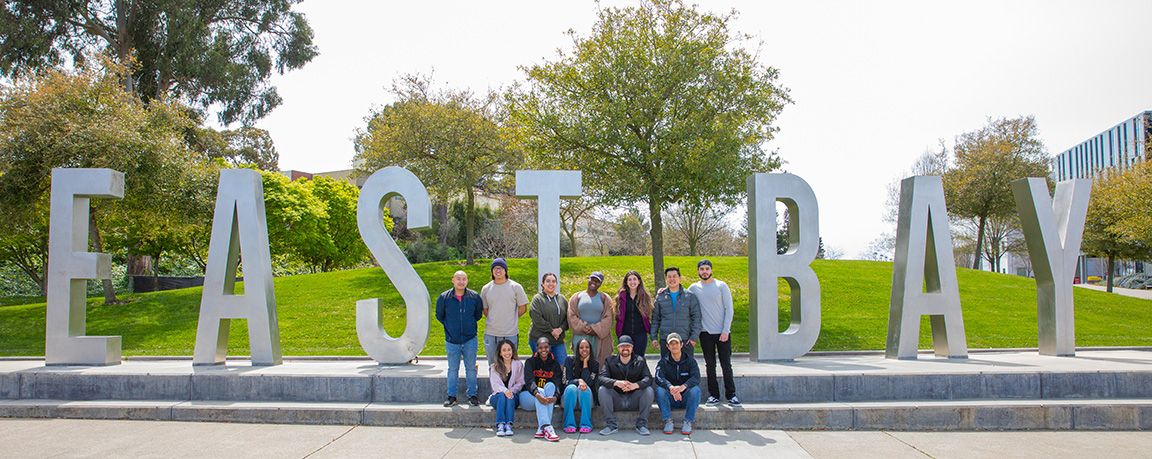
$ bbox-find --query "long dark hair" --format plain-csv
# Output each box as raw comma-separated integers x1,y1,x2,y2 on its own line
573,338,593,365
617,270,653,318
491,339,518,381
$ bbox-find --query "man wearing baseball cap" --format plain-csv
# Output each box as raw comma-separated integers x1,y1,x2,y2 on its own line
654,333,701,435
482,258,529,368
687,259,740,406
596,335,654,436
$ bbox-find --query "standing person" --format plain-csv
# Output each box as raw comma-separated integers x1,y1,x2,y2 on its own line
650,267,702,358
482,258,529,368
529,272,569,367
435,270,484,407
687,259,740,406
520,337,564,442
654,333,701,435
615,270,653,357
488,339,524,437
596,335,654,436
562,338,598,434
567,271,615,366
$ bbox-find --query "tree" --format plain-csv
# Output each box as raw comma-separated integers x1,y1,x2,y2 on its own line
1083,167,1152,292
303,176,373,272
611,208,651,256
0,58,209,302
354,74,521,264
189,126,280,171
509,0,789,286
259,172,381,273
943,116,1051,270
559,196,599,257
667,203,730,257
0,0,318,125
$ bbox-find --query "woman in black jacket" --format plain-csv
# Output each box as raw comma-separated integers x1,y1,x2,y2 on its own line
562,338,598,433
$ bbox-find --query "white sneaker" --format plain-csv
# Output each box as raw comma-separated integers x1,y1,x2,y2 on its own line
544,425,559,442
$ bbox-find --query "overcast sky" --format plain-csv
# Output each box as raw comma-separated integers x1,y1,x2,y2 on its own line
253,0,1152,258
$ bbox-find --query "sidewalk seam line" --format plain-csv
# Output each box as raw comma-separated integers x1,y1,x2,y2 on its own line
883,431,935,458
303,424,356,458
441,426,471,459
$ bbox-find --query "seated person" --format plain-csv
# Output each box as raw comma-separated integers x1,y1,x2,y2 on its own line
488,339,524,437
654,333,701,435
563,338,599,433
520,336,565,441
596,335,654,436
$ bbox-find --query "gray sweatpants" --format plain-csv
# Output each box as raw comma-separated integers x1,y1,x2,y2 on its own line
597,385,654,429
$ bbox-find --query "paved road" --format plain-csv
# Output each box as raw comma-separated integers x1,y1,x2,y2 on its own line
6,418,1152,458
1075,283,1152,300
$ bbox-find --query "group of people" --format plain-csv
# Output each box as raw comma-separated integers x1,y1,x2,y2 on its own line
434,257,738,439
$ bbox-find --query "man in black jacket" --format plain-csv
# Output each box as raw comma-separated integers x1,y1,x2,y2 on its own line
655,333,701,435
596,335,654,435
521,336,565,441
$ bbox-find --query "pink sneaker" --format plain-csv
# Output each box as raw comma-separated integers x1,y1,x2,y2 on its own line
564,427,576,434
579,427,592,434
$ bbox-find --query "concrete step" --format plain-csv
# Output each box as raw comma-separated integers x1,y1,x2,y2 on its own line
4,398,1152,430
7,350,1152,404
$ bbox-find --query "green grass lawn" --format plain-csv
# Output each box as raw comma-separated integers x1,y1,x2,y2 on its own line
1,257,1149,357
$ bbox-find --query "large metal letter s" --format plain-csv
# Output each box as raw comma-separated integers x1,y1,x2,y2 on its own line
356,167,432,363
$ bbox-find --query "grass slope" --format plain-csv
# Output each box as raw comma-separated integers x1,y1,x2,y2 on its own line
1,257,1149,357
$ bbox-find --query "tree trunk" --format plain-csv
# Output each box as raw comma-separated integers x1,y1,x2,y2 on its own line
436,203,449,244
563,227,578,257
648,195,665,288
115,0,134,96
88,213,118,304
1107,254,1115,293
971,215,987,270
465,188,475,265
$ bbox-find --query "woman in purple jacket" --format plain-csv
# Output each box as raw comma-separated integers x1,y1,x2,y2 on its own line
488,339,523,436
616,270,653,357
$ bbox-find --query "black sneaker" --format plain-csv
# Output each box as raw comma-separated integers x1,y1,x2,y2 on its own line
444,396,457,407
728,396,741,406
469,395,480,406
706,396,721,406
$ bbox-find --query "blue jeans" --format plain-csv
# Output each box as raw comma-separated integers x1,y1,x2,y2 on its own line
488,391,518,425
445,338,478,398
655,385,701,422
529,340,569,368
562,383,593,430
518,382,557,427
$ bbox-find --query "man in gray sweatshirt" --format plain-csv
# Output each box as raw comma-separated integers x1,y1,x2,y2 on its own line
687,259,739,406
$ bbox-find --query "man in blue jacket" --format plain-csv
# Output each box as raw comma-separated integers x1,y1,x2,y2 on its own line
436,270,485,407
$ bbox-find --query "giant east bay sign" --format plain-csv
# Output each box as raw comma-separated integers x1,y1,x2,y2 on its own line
43,167,1091,366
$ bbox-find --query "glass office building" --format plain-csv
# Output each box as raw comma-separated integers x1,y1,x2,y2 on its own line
1053,111,1152,181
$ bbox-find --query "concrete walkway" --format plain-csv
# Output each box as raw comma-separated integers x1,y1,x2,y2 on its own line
5,418,1152,458
1075,283,1152,300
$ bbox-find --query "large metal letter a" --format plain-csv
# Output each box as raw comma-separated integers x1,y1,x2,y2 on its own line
886,176,967,360
356,166,432,364
45,168,124,365
1011,178,1091,357
748,173,821,361
193,169,281,366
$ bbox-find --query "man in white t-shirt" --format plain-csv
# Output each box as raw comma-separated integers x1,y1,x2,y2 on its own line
687,259,739,406
481,258,529,367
